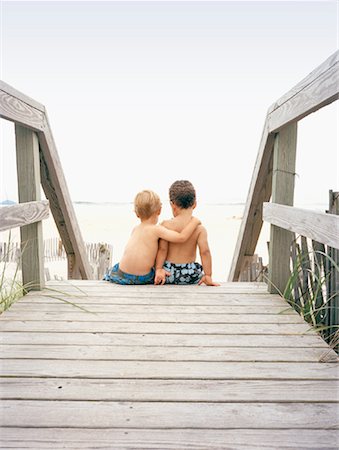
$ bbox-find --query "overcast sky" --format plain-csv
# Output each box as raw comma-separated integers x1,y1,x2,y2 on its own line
0,0,338,205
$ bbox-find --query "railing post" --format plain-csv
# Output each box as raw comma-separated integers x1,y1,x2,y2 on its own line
325,190,339,348
15,124,45,290
268,123,297,294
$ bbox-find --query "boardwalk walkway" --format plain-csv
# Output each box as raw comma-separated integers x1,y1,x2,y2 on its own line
0,281,338,449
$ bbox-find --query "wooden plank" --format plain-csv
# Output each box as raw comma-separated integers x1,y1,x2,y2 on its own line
0,344,336,362
1,360,337,379
0,400,337,428
0,200,49,232
263,203,339,249
0,428,337,449
0,331,327,347
0,80,45,112
268,123,297,294
268,57,339,132
0,89,45,131
0,311,305,324
45,280,269,292
7,303,297,314
0,320,314,334
268,51,338,112
38,122,93,279
1,378,337,402
15,125,45,290
228,121,275,281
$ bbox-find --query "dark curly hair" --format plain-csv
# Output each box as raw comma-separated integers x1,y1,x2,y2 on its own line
169,180,196,209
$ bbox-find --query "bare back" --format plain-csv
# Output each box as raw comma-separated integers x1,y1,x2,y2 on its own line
119,224,159,275
163,216,203,263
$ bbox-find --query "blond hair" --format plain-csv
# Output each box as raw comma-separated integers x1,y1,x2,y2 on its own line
134,190,161,219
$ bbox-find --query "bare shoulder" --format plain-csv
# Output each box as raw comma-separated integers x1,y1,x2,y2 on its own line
197,224,207,234
160,218,176,230
197,224,208,239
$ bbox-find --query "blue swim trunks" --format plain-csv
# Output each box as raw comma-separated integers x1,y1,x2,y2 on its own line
163,261,203,285
104,263,155,285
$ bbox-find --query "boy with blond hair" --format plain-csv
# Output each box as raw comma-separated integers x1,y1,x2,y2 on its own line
104,190,200,284
154,180,219,286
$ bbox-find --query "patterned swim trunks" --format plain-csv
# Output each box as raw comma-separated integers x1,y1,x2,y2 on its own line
163,261,204,285
104,263,155,285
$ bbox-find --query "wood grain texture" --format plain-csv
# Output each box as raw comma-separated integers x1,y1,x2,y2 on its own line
268,57,339,132
268,124,297,294
0,428,338,450
0,331,327,347
228,121,274,281
15,125,45,290
1,400,337,428
1,378,338,401
0,344,336,362
263,202,339,249
39,121,93,279
0,89,45,130
0,200,49,232
0,281,337,449
0,320,314,334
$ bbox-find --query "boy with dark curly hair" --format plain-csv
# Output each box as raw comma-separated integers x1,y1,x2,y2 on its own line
155,180,219,286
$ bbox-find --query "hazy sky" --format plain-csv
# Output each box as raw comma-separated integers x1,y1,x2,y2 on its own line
0,1,338,205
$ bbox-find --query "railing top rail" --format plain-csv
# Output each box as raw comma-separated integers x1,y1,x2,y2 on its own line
263,202,339,249
0,200,49,232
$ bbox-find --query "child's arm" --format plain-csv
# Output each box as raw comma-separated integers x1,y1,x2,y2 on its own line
197,227,220,286
156,217,201,243
154,239,170,285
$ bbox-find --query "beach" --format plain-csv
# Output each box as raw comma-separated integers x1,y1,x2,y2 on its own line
1,202,272,282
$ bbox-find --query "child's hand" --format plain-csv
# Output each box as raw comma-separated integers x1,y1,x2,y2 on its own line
154,268,171,285
198,275,220,286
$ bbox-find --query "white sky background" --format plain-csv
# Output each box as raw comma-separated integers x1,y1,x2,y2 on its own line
0,0,338,205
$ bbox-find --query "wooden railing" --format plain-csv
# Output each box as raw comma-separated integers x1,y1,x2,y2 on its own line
263,198,339,348
0,81,93,289
0,201,50,289
229,50,339,294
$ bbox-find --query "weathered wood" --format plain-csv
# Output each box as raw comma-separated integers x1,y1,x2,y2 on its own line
228,121,275,281
1,281,337,448
0,428,337,449
0,80,92,280
2,378,337,402
0,200,49,232
0,331,327,347
2,360,337,379
326,190,339,346
1,344,336,362
268,123,297,294
15,125,45,290
263,203,339,249
0,80,45,112
268,55,339,132
38,122,93,280
0,88,45,131
1,400,337,428
0,320,314,334
1,311,305,324
7,303,297,314
229,50,339,281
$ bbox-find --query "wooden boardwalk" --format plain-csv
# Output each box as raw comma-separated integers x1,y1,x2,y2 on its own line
0,281,338,449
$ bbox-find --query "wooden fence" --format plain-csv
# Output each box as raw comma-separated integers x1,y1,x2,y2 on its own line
0,238,113,280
